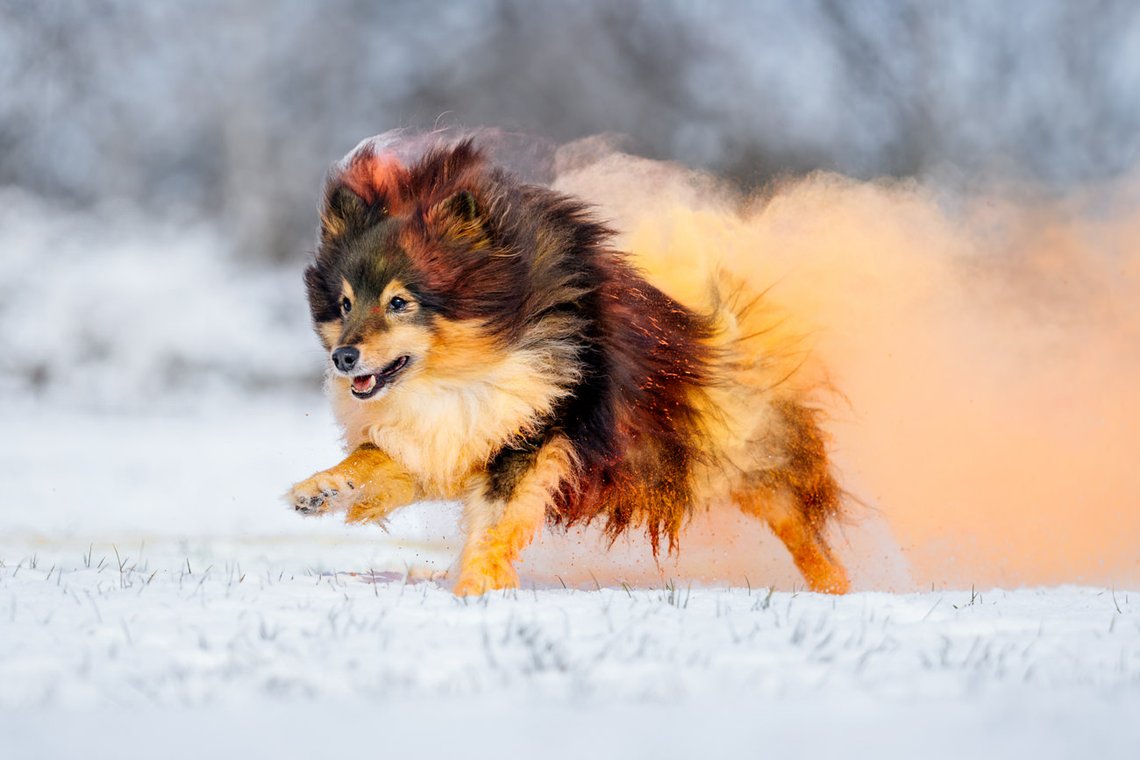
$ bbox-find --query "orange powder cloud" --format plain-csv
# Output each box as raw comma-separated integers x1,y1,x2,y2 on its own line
544,144,1140,590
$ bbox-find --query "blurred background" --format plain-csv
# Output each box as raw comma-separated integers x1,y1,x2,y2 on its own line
6,0,1140,252
2,0,1139,401
2,0,1139,589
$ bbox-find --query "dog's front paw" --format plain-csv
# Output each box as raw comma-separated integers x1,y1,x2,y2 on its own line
289,471,357,515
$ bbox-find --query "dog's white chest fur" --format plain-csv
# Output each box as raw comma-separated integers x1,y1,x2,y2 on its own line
329,348,570,497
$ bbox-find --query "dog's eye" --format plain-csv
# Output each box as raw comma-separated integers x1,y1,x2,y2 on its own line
389,296,408,312
340,296,352,315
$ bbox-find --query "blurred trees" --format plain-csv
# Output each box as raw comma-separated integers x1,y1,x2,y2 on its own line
1,0,1138,261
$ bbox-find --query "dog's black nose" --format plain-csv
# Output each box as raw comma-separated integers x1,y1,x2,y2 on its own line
331,346,360,373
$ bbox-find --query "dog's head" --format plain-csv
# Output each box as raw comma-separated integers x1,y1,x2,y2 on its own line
304,140,534,401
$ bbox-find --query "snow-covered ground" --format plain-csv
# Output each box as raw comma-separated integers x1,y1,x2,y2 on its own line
3,553,1138,758
2,199,1138,758
1,398,1138,759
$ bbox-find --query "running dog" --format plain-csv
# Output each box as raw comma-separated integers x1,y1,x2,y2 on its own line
290,136,850,595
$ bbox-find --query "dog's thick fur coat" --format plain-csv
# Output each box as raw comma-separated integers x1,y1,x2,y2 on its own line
291,138,850,594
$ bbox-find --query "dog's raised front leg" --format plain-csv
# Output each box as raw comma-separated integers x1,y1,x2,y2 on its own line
290,443,418,524
453,438,574,596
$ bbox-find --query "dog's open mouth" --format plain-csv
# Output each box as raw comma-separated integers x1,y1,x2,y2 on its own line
349,355,410,399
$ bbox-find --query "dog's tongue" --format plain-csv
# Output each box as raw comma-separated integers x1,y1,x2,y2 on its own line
352,375,377,393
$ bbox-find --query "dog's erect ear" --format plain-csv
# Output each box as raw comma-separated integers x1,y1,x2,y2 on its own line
444,190,479,222
320,185,374,242
428,189,489,246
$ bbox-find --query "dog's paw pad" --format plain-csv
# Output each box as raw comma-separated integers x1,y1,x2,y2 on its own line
290,473,355,515
294,493,325,515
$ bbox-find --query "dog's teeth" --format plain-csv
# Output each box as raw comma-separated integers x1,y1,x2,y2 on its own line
352,374,377,394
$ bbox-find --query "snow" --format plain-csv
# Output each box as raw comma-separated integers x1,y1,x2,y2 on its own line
1,552,1138,759
2,527,1139,755
1,399,1138,759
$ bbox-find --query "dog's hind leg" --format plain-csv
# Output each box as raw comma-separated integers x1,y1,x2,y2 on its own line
290,443,419,523
733,400,850,594
736,488,850,594
453,437,574,596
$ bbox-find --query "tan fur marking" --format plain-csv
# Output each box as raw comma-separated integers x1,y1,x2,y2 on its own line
425,193,490,249
454,437,576,596
356,321,431,374
289,444,419,521
376,279,420,317
317,321,341,351
320,208,346,239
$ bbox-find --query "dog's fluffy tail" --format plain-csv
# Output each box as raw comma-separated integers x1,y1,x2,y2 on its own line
624,203,824,399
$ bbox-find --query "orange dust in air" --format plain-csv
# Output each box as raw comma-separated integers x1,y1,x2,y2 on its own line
546,139,1140,591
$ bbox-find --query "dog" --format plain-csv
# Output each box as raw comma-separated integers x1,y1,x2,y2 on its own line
290,136,850,595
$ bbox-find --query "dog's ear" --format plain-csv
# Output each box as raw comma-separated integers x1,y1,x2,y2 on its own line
428,189,489,247
320,184,375,243
443,190,479,222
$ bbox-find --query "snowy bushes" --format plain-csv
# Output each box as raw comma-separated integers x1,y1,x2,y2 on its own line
0,191,319,409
